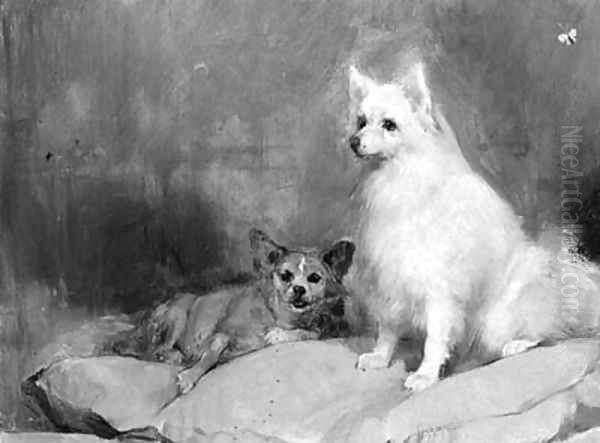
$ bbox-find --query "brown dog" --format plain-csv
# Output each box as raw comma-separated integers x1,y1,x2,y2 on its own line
110,228,355,394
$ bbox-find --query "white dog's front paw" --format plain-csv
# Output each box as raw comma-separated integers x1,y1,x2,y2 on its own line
404,371,438,392
356,352,390,371
264,327,290,345
501,339,540,358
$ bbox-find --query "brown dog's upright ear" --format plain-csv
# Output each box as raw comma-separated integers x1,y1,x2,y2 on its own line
249,228,287,275
322,240,355,282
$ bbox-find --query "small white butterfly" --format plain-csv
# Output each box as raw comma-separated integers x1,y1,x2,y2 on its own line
557,26,577,46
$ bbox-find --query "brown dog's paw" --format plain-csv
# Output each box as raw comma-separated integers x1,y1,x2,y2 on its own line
356,351,389,371
264,327,291,345
176,369,197,395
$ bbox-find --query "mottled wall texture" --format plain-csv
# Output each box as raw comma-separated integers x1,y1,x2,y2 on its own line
1,0,600,428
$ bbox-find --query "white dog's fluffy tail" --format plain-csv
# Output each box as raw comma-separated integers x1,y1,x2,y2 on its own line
478,227,600,355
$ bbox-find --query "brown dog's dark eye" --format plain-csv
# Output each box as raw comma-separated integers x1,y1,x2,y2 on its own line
382,118,397,131
307,273,322,284
280,270,293,283
357,115,367,130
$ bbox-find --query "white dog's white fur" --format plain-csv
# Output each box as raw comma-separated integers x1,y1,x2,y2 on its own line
348,63,600,392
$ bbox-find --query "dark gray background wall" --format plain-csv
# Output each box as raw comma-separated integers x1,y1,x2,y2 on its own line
1,0,599,428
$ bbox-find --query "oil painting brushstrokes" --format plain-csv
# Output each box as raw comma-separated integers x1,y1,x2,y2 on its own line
1,1,600,442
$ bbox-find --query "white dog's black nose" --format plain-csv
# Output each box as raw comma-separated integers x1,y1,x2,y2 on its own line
349,135,361,153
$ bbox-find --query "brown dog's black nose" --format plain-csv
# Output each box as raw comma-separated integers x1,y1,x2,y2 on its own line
293,285,306,297
349,135,361,153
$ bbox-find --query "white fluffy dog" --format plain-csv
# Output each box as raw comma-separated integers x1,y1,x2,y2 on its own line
348,62,600,392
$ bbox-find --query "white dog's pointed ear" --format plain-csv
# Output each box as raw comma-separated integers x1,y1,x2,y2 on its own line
349,65,376,100
400,62,432,117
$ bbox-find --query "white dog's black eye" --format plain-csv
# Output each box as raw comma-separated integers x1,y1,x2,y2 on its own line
357,115,367,130
280,270,293,283
382,119,397,131
307,273,322,284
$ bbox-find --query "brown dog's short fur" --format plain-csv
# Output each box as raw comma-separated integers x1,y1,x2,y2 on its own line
110,229,355,393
